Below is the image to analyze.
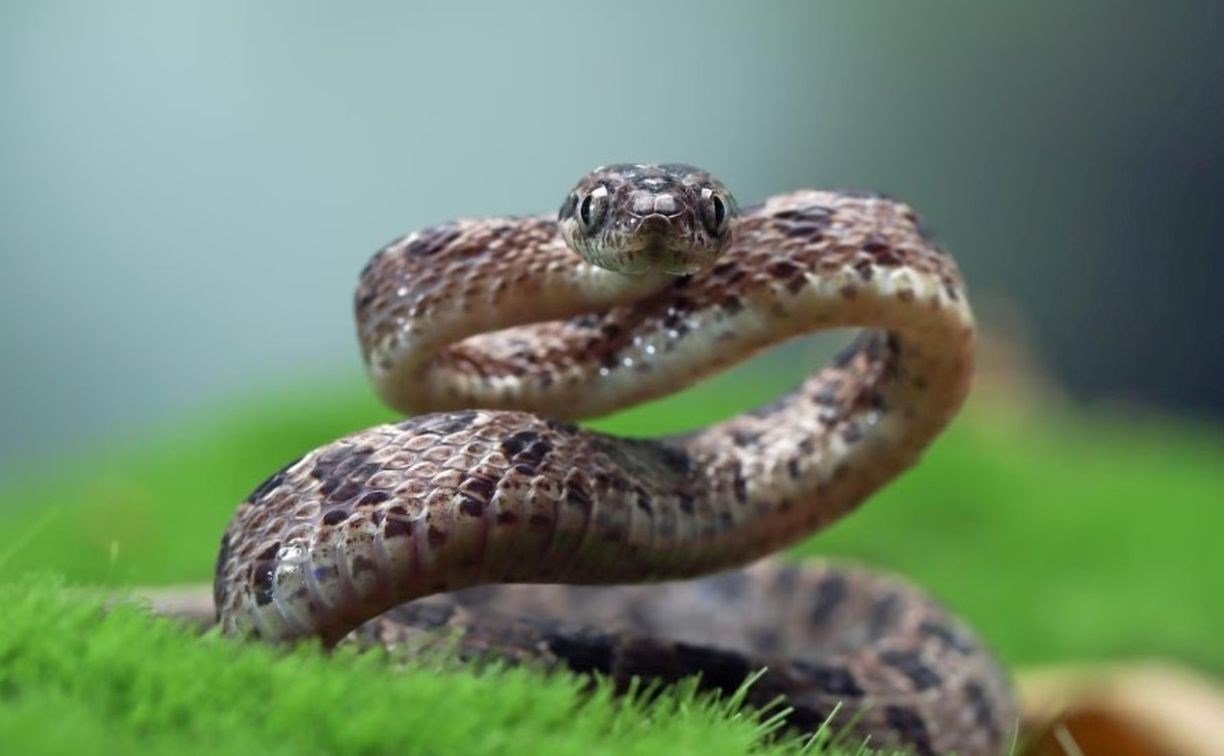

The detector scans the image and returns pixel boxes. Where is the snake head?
[557,163,738,276]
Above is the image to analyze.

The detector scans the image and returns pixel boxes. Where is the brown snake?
[215,164,1016,754]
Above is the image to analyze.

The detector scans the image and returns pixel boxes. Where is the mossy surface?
[1,367,1219,754]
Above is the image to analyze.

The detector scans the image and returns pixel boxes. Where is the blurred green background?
[1,0,1222,684]
[2,1,1222,472]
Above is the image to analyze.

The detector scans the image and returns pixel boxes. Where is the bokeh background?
[3,1,1222,472]
[1,4,1223,752]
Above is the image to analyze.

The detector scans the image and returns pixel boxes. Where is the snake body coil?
[215,164,1015,754]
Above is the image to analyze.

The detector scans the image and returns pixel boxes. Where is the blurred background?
[1,5,1223,752]
[2,1,1221,471]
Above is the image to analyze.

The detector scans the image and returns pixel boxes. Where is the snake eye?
[578,186,609,232]
[702,189,731,233]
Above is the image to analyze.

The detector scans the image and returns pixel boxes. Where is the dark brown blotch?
[250,562,275,607]
[384,517,412,539]
[212,533,231,610]
[809,573,848,625]
[840,423,862,445]
[358,241,394,279]
[879,649,942,691]
[772,564,800,594]
[963,681,1000,739]
[919,620,976,654]
[545,418,579,435]
[885,706,934,756]
[671,642,752,694]
[872,247,904,267]
[327,479,363,503]
[501,431,552,466]
[404,601,455,630]
[311,444,374,481]
[773,205,833,225]
[702,569,750,599]
[351,555,378,576]
[356,490,391,507]
[256,542,280,561]
[458,495,484,518]
[321,509,349,526]
[868,594,902,639]
[792,659,865,697]
[432,410,479,434]
[405,223,461,257]
[461,476,496,501]
[247,457,300,504]
[730,428,762,447]
[785,274,807,295]
[677,493,695,515]
[635,490,654,515]
[766,260,800,280]
[565,484,592,512]
[781,221,827,241]
[653,444,692,475]
[733,469,748,503]
[544,625,616,676]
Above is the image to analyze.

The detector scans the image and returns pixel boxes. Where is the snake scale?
[214,164,1016,754]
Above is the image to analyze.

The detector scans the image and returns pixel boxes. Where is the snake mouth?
[652,252,703,275]
[623,215,704,275]
[614,240,703,276]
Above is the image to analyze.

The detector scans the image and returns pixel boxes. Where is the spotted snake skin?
[215,164,1016,754]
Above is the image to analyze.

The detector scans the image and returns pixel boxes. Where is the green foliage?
[0,366,1220,753]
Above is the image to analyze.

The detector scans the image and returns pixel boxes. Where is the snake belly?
[214,172,1017,755]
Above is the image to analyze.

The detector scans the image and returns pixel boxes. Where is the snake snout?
[636,212,678,235]
[630,190,683,218]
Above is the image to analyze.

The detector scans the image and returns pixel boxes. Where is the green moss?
[1,577,835,755]
[0,366,1221,753]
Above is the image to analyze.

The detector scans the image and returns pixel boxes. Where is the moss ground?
[2,366,1219,754]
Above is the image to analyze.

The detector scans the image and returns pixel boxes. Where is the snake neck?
[356,215,674,416]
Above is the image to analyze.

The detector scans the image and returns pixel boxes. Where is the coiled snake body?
[215,164,1016,754]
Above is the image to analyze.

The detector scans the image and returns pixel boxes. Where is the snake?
[214,164,1016,754]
